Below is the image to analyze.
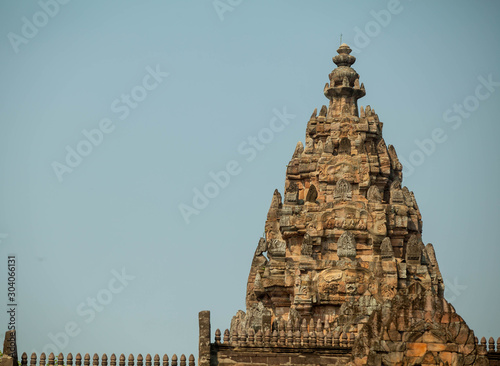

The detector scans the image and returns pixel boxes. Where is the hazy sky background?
[1,0,499,359]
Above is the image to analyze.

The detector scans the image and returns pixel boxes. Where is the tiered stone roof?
[229,44,490,365]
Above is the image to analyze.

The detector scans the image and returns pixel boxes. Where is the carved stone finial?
[488,337,495,352]
[333,43,355,67]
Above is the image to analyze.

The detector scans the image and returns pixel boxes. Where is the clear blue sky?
[1,0,499,359]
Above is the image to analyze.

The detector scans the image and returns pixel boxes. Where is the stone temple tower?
[198,44,499,366]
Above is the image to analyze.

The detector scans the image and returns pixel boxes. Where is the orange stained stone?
[405,343,427,357]
[427,343,447,352]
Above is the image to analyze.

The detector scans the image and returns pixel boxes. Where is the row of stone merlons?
[15,353,194,366]
[214,326,356,348]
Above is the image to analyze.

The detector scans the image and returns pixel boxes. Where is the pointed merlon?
[319,105,327,117]
[310,108,318,119]
[292,141,304,158]
[316,319,322,332]
[270,189,282,208]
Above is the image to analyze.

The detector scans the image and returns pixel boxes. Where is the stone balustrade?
[213,326,356,349]
[15,353,195,366]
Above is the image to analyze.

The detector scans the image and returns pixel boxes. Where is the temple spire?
[324,43,365,118]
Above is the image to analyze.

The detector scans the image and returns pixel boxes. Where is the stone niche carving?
[337,231,356,258]
[367,185,382,202]
[316,140,324,154]
[334,178,352,201]
[406,235,422,264]
[324,136,334,154]
[380,237,394,260]
[338,137,351,155]
[301,234,313,256]
[294,270,312,304]
[390,179,405,204]
[304,137,314,154]
[253,272,264,296]
[268,239,286,257]
[306,184,318,203]
[285,181,299,203]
